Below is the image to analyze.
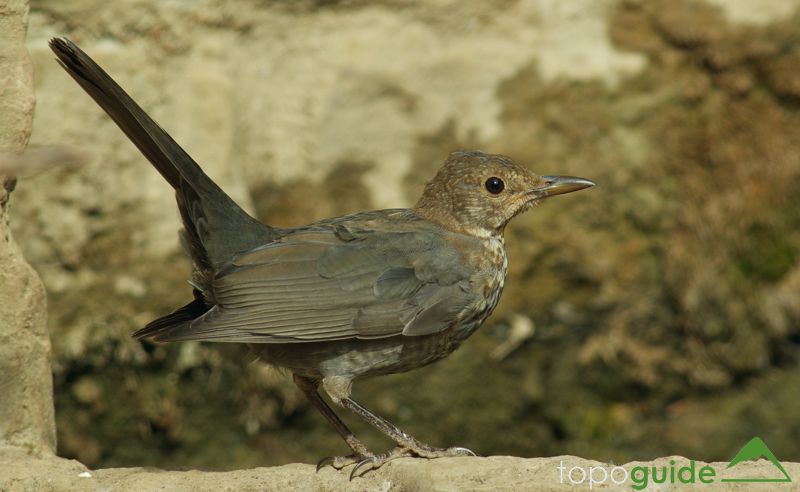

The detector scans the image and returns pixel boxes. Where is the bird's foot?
[349,444,476,479]
[316,452,373,472]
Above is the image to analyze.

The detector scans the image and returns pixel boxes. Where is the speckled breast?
[451,236,508,344]
[404,236,509,371]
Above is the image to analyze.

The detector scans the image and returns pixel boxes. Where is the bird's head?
[413,151,594,238]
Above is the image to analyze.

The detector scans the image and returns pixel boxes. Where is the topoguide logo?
[557,436,791,490]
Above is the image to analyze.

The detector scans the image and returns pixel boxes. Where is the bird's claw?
[316,453,371,472]
[349,447,413,480]
[401,441,477,459]
[347,444,477,479]
[315,456,333,472]
[350,456,379,480]
[446,446,477,457]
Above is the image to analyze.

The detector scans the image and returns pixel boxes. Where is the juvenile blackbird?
[50,38,594,477]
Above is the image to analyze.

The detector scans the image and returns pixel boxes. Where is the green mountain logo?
[720,436,791,483]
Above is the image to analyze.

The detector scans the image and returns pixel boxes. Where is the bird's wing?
[152,226,478,343]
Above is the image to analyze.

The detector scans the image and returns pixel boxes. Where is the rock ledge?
[1,449,798,491]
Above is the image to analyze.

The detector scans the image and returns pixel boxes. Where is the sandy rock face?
[1,451,799,492]
[0,0,56,455]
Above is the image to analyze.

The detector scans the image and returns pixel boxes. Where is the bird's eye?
[485,177,505,194]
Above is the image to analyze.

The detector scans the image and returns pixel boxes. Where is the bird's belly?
[326,333,467,378]
[251,332,461,380]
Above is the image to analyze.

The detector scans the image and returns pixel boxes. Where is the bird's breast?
[450,236,508,343]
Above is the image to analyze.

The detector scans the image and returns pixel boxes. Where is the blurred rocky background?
[9,0,800,470]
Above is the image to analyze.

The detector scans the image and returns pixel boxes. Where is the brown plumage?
[49,37,594,478]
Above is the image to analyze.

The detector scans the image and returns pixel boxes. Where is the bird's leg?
[292,374,373,470]
[339,397,475,478]
[318,376,474,478]
[340,397,475,455]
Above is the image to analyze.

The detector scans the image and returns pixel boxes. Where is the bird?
[49,37,595,478]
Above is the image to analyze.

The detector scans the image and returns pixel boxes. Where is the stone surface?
[1,449,798,492]
[0,0,56,456]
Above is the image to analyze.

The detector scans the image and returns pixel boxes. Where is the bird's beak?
[531,175,595,198]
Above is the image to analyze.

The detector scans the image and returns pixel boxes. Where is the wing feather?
[153,223,480,343]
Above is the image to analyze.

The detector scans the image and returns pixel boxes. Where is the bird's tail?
[49,38,277,338]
